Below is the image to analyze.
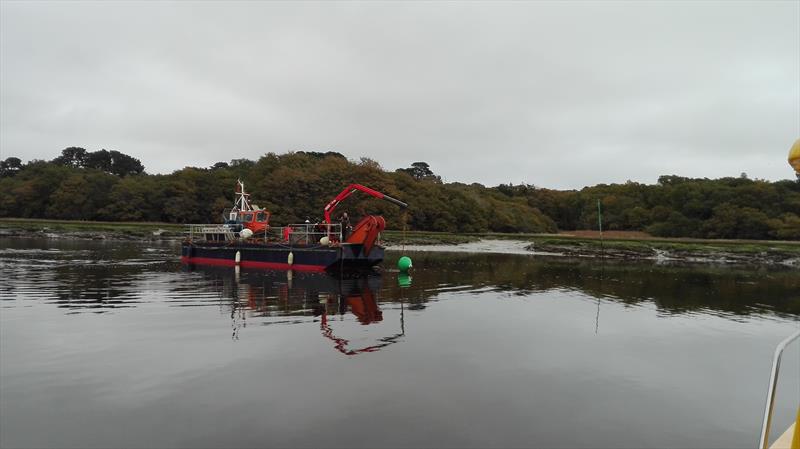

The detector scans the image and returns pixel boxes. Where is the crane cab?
[242,209,270,234]
[226,209,270,234]
[223,180,271,235]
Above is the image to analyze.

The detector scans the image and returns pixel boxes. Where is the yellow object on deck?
[795,407,800,449]
[771,408,800,449]
[789,138,800,174]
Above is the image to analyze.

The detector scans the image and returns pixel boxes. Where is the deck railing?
[759,329,800,449]
[185,223,344,245]
[186,224,237,242]
[267,223,343,246]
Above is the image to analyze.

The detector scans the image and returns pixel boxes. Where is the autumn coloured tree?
[0,148,798,240]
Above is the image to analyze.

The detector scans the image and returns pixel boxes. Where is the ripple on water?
[1,237,799,449]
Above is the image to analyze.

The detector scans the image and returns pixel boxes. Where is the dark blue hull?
[181,241,384,271]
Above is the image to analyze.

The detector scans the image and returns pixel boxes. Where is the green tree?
[84,150,113,172]
[108,150,144,176]
[53,147,88,167]
[397,162,442,183]
[0,157,22,178]
[46,174,93,219]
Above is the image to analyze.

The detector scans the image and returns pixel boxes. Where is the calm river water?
[1,237,798,448]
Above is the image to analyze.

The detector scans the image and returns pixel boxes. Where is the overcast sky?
[1,1,798,189]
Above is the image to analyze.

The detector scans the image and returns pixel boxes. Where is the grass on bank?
[0,217,184,237]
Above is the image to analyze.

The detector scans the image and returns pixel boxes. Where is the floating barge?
[181,181,407,272]
[181,235,385,271]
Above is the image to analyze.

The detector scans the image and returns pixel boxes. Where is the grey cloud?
[1,1,797,189]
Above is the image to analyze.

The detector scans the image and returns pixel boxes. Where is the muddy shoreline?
[524,242,799,266]
[1,225,797,267]
[0,227,183,242]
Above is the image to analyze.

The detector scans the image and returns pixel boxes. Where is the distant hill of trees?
[1,148,798,240]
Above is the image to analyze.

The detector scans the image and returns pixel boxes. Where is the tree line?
[1,148,798,240]
[498,175,800,240]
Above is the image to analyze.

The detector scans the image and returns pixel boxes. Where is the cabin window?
[256,212,266,222]
[242,213,253,222]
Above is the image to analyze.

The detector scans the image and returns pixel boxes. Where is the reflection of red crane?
[323,184,408,255]
[320,291,404,356]
[346,286,382,324]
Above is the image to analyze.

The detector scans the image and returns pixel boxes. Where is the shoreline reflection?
[1,238,796,322]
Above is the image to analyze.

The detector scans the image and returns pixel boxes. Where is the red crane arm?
[323,184,407,224]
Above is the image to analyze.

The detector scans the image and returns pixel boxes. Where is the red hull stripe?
[180,256,327,272]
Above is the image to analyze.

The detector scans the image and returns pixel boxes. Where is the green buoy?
[398,273,412,287]
[397,256,413,273]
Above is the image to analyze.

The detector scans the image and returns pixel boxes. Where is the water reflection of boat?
[185,266,405,355]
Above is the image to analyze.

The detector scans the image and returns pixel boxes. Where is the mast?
[234,179,253,212]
